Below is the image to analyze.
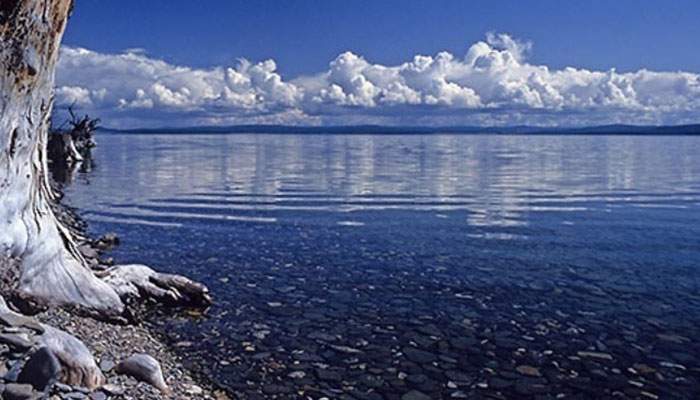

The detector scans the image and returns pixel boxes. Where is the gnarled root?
[99,264,212,308]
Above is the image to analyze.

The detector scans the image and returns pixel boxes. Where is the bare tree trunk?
[1,1,210,317]
[0,0,125,314]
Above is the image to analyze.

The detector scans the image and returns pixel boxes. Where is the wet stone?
[514,379,549,395]
[406,374,427,385]
[515,365,541,377]
[349,389,384,400]
[450,337,478,351]
[359,374,384,388]
[606,375,629,390]
[499,370,521,380]
[403,347,437,364]
[316,368,342,382]
[489,377,514,390]
[262,384,291,395]
[416,325,442,337]
[577,351,613,361]
[401,390,431,400]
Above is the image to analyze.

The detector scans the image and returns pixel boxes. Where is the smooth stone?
[3,383,38,400]
[98,359,114,373]
[450,337,478,350]
[316,368,342,382]
[251,352,272,360]
[186,385,203,395]
[444,370,472,384]
[99,384,125,396]
[54,383,72,392]
[577,351,613,361]
[515,365,541,377]
[90,393,107,400]
[606,375,629,390]
[262,384,291,394]
[114,354,169,393]
[61,393,88,399]
[349,389,384,400]
[17,347,61,392]
[401,390,431,400]
[72,386,90,394]
[403,347,437,364]
[489,377,513,390]
[416,325,442,337]
[359,374,384,388]
[406,374,427,385]
[514,380,548,395]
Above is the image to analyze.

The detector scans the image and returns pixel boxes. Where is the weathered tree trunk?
[1,1,210,317]
[0,3,210,394]
[0,0,126,314]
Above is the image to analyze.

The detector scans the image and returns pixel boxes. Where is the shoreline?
[49,186,226,399]
[0,181,226,399]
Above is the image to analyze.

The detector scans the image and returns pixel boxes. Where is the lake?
[62,133,700,399]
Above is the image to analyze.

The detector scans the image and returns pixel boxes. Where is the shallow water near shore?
[63,133,700,399]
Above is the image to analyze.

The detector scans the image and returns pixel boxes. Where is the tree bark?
[1,1,210,317]
[0,0,125,314]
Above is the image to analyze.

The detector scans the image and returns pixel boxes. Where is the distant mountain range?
[100,124,700,135]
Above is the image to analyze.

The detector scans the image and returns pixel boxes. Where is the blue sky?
[63,0,700,76]
[56,1,700,128]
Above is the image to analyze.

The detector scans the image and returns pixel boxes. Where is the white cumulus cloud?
[54,33,700,128]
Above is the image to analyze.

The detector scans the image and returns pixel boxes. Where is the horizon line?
[96,122,700,135]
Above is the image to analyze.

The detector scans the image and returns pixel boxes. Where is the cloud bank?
[55,33,700,128]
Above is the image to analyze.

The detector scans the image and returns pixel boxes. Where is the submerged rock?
[402,347,437,364]
[401,390,431,400]
[515,365,541,377]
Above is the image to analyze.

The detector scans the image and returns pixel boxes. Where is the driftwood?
[47,105,99,166]
[101,264,212,307]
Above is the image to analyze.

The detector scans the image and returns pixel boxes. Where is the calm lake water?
[63,133,700,399]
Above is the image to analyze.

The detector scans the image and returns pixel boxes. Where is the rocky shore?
[0,190,226,399]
